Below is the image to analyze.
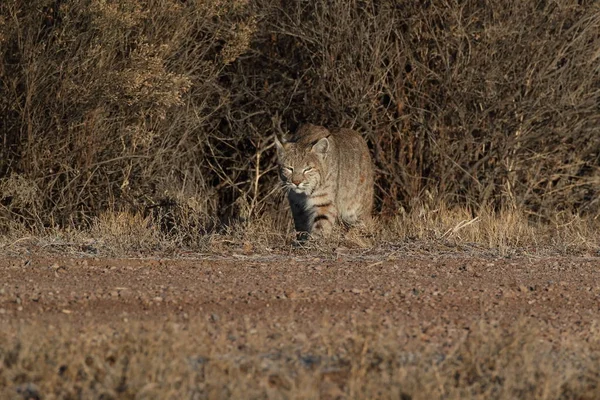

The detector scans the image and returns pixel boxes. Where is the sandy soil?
[1,253,598,340]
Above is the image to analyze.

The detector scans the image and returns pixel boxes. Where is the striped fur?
[274,124,374,240]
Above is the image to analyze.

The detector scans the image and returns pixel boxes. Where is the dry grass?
[0,205,597,258]
[382,205,600,255]
[1,317,599,399]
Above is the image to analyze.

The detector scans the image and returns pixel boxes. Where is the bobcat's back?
[274,124,373,239]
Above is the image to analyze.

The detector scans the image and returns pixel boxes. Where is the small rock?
[286,290,298,300]
[518,285,528,293]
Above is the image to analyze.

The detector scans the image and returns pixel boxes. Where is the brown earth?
[2,254,598,335]
[1,252,600,399]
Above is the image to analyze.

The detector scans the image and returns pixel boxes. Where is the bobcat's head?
[274,135,329,195]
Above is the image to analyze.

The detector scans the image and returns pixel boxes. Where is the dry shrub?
[1,318,599,399]
[258,0,600,216]
[0,0,256,231]
[0,0,599,236]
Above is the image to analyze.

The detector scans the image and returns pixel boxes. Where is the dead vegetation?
[1,3,599,398]
[1,317,599,399]
[0,0,598,239]
[0,204,597,258]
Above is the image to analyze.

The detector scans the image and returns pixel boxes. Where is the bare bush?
[257,0,600,217]
[1,0,598,234]
[0,0,257,230]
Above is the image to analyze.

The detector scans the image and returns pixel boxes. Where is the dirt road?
[1,254,598,333]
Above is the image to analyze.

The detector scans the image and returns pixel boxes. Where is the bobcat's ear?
[274,135,286,160]
[311,137,329,154]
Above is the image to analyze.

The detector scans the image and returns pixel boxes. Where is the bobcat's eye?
[303,167,313,173]
[282,166,293,173]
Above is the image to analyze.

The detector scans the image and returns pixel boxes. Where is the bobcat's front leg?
[289,200,311,243]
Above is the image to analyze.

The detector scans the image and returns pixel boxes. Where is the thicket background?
[1,0,599,234]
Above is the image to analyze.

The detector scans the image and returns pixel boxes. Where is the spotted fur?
[274,123,374,240]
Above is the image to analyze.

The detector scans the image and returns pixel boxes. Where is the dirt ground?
[2,253,599,334]
[1,251,600,398]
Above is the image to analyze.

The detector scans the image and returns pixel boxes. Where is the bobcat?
[274,123,374,241]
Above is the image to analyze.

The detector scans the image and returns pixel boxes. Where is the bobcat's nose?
[292,177,302,186]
